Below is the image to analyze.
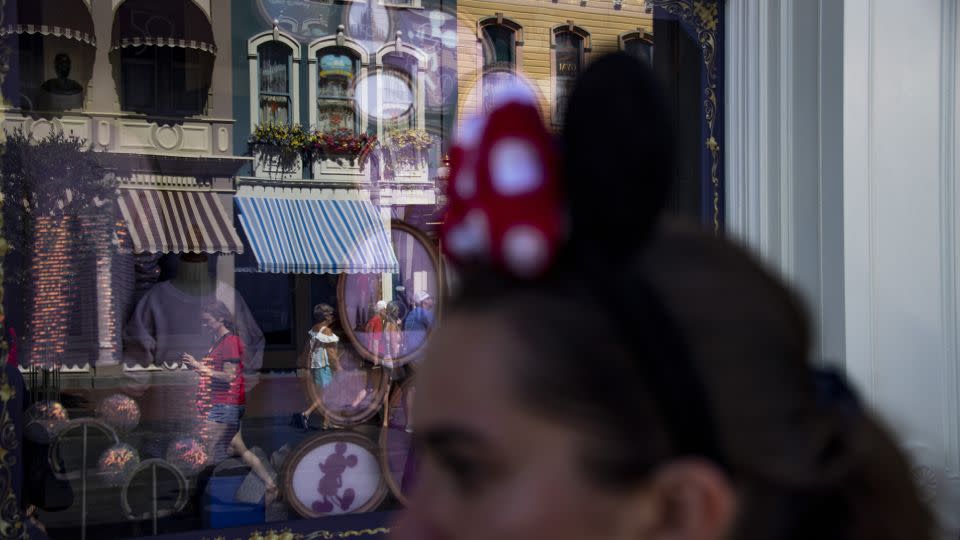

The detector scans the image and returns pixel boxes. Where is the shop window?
[620,30,654,65]
[317,49,361,133]
[258,41,294,125]
[235,272,296,349]
[248,27,302,130]
[551,24,590,125]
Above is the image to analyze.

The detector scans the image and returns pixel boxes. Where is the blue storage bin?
[203,475,265,529]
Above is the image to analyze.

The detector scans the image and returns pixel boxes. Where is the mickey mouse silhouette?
[312,442,359,513]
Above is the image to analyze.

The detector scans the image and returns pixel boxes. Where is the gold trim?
[201,527,391,540]
[646,0,722,232]
[0,1,22,536]
[0,374,23,540]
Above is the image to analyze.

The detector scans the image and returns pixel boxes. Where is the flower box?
[253,150,303,180]
[311,157,373,184]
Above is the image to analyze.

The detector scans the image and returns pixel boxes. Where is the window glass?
[624,38,654,65]
[482,24,515,68]
[258,41,292,124]
[120,47,206,116]
[1,0,725,537]
[317,50,360,133]
[381,54,417,132]
[553,31,582,125]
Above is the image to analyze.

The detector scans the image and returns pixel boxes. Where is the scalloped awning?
[0,0,96,46]
[111,0,216,55]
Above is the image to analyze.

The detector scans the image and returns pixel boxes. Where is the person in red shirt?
[365,300,388,363]
[183,300,278,502]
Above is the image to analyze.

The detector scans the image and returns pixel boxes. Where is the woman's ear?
[618,459,736,540]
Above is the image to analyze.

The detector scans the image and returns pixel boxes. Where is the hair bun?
[561,52,676,265]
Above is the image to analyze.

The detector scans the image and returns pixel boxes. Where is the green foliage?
[0,129,117,267]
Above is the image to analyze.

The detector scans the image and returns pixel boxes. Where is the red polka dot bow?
[441,87,567,278]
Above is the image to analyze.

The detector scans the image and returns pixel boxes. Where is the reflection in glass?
[317,50,360,133]
[381,54,417,131]
[553,30,583,125]
[258,41,292,124]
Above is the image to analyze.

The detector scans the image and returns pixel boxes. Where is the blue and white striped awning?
[235,189,399,274]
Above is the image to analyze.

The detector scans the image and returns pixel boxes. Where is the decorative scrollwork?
[0,374,23,539]
[646,0,723,232]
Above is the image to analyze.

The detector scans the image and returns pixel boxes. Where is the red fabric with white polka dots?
[442,96,566,278]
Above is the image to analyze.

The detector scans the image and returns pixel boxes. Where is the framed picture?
[300,346,390,426]
[283,432,389,518]
[338,221,442,369]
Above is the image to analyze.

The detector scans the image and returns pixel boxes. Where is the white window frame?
[374,38,428,140]
[308,27,370,134]
[550,22,591,126]
[248,25,302,131]
[378,0,422,10]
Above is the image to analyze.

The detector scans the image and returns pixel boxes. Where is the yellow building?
[456,0,654,126]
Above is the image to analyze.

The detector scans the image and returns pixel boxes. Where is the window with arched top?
[477,15,523,113]
[112,0,216,117]
[374,42,427,139]
[309,33,369,135]
[257,42,293,124]
[551,24,590,125]
[248,28,301,129]
[620,30,654,66]
[550,22,590,124]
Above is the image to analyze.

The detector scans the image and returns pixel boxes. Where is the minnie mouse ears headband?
[441,82,567,279]
[442,53,675,279]
[440,56,728,468]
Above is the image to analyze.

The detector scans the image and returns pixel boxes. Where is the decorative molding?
[216,127,230,153]
[724,0,773,258]
[843,0,880,403]
[477,14,525,46]
[778,0,795,282]
[939,0,960,478]
[647,0,722,232]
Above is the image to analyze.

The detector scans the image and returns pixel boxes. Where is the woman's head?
[405,227,933,540]
[403,51,932,540]
[387,301,402,321]
[200,300,235,335]
[314,303,335,324]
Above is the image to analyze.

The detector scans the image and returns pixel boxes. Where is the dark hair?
[314,303,335,323]
[446,53,933,539]
[202,300,237,335]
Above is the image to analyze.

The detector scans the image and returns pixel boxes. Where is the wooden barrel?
[282,431,388,519]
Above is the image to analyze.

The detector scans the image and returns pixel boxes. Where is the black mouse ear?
[561,52,675,266]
